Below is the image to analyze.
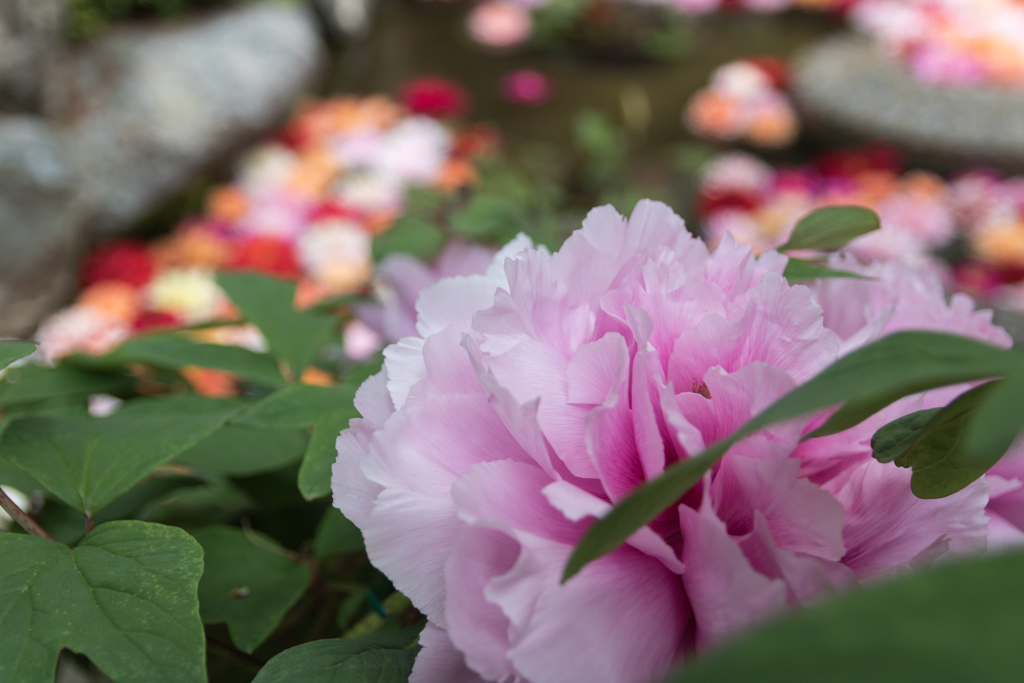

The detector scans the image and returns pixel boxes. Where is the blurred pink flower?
[501,68,552,106]
[467,1,533,49]
[334,200,1015,682]
[343,319,385,361]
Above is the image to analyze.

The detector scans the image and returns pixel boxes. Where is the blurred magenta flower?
[501,68,552,106]
[335,200,1020,683]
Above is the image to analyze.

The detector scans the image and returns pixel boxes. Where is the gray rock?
[0,116,81,337]
[46,2,327,236]
[792,34,1024,173]
[0,0,67,111]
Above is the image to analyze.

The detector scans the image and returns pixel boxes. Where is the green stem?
[0,487,53,540]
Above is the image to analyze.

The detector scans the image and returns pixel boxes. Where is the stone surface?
[0,0,66,111]
[46,2,328,236]
[0,116,81,337]
[792,34,1024,173]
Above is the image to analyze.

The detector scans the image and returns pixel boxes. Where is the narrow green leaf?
[251,635,417,683]
[0,521,205,683]
[871,408,942,463]
[782,258,871,283]
[897,383,1002,498]
[778,205,880,252]
[234,383,356,430]
[0,395,242,515]
[314,508,365,559]
[176,426,308,476]
[0,340,36,370]
[669,551,1024,683]
[372,215,444,262]
[193,525,311,654]
[0,365,132,407]
[299,407,357,500]
[105,334,285,387]
[564,332,1019,580]
[217,273,336,377]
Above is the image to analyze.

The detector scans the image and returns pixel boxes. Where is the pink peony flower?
[334,201,1017,683]
[357,241,498,342]
[467,1,533,49]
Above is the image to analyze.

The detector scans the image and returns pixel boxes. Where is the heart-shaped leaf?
[234,384,356,430]
[0,521,205,683]
[193,525,310,654]
[0,341,35,370]
[783,258,871,283]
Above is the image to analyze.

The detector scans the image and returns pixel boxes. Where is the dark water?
[328,3,843,159]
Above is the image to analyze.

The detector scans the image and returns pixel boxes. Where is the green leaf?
[176,425,309,476]
[564,331,1019,580]
[964,366,1024,470]
[372,215,444,262]
[234,383,356,430]
[871,408,942,463]
[217,273,336,377]
[0,340,35,370]
[314,508,364,559]
[105,334,285,387]
[669,551,1024,683]
[894,384,1002,498]
[777,206,881,252]
[0,365,132,407]
[0,520,205,683]
[782,258,871,283]
[0,395,242,515]
[192,525,310,654]
[138,479,254,528]
[450,194,528,239]
[251,635,417,683]
[299,407,356,500]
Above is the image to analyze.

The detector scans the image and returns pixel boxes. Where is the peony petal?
[678,503,786,648]
[384,336,427,409]
[503,540,689,683]
[415,274,502,339]
[445,526,519,681]
[364,488,462,626]
[333,430,382,528]
[410,623,488,683]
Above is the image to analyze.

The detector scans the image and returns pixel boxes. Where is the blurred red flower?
[401,76,472,119]
[82,240,155,288]
[225,236,302,278]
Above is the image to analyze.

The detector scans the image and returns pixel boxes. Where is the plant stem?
[0,487,53,540]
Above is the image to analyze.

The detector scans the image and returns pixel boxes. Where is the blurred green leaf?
[105,334,285,387]
[670,551,1024,683]
[177,425,308,476]
[299,407,357,500]
[138,478,253,528]
[218,273,336,377]
[0,395,242,516]
[0,341,35,370]
[193,525,311,654]
[373,215,444,262]
[783,259,872,283]
[965,366,1024,471]
[251,632,417,683]
[450,194,528,239]
[0,365,132,408]
[778,206,881,252]
[888,383,1007,498]
[0,521,205,683]
[565,332,1020,580]
[314,508,364,559]
[234,383,356,430]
